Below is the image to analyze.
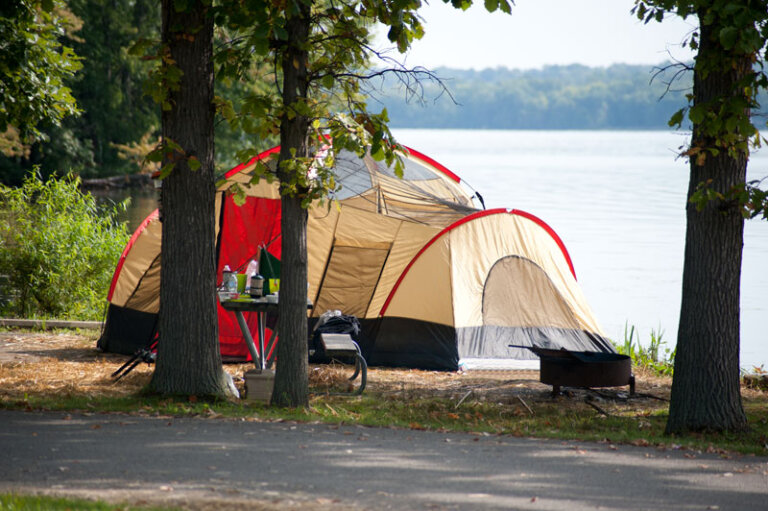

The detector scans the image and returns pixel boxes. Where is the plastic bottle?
[244,259,259,295]
[226,272,238,299]
[220,265,236,300]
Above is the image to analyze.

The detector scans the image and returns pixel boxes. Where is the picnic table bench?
[312,332,367,395]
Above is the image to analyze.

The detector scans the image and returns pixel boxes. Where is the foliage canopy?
[0,0,82,145]
[634,0,768,219]
[205,0,511,205]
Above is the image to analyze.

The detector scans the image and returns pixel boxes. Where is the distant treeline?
[376,64,693,130]
[2,10,760,189]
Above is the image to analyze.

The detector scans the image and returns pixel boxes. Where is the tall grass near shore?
[614,323,675,376]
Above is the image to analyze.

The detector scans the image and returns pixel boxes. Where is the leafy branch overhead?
[205,0,513,202]
[134,0,513,191]
[633,0,768,218]
[691,177,768,220]
[0,0,82,147]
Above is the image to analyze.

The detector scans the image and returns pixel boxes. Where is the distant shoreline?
[79,173,153,190]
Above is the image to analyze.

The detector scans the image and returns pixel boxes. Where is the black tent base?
[100,304,612,373]
[98,304,157,356]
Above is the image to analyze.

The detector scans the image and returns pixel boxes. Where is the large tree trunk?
[271,5,311,407]
[150,0,230,397]
[666,11,749,434]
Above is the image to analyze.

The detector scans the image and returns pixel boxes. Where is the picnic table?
[220,296,312,370]
[221,297,366,394]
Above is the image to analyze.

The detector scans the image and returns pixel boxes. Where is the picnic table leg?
[234,310,261,369]
[264,325,278,369]
[257,311,266,370]
[353,353,367,395]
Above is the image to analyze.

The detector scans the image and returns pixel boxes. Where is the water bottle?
[244,259,259,295]
[220,265,235,300]
[225,271,238,299]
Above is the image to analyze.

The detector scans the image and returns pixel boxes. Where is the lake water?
[113,129,768,370]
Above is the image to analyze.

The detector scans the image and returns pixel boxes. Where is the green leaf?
[165,138,184,153]
[158,162,176,179]
[0,173,129,319]
[145,148,164,163]
[273,25,289,41]
[233,185,247,206]
[128,39,155,57]
[719,26,739,50]
[188,156,201,171]
[689,105,706,124]
[484,0,499,13]
[668,108,685,128]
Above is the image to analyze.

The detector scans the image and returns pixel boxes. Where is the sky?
[374,0,698,70]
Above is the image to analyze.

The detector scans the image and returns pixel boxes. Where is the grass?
[2,328,768,458]
[614,323,675,377]
[0,493,175,510]
[7,383,768,456]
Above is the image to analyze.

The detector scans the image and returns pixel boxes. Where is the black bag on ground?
[309,311,361,363]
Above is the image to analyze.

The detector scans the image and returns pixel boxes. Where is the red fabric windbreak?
[216,194,282,358]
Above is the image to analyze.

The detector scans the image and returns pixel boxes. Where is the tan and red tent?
[98,145,613,370]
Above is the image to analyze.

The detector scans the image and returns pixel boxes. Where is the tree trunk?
[271,5,311,408]
[150,0,230,397]
[666,11,749,434]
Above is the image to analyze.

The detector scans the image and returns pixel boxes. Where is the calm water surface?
[114,129,768,369]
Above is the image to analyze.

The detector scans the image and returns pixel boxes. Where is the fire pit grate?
[510,345,635,397]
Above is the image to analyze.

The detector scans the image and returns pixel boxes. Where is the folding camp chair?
[111,338,157,381]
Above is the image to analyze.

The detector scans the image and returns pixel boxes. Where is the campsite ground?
[1,328,767,510]
[0,328,674,411]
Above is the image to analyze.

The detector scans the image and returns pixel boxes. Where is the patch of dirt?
[0,328,673,407]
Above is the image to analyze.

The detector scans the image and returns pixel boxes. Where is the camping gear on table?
[99,144,613,370]
[510,344,634,396]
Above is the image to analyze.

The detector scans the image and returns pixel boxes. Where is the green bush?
[0,171,129,320]
[614,323,675,377]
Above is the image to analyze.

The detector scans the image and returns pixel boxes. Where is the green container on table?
[235,273,247,294]
[259,248,281,295]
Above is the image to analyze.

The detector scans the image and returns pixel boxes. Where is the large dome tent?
[98,143,613,370]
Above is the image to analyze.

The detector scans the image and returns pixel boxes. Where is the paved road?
[1,410,766,510]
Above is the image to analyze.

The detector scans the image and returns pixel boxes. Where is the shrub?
[614,323,675,377]
[0,171,129,320]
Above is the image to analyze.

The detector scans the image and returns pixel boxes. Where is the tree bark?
[150,0,230,397]
[271,4,311,407]
[666,11,749,434]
